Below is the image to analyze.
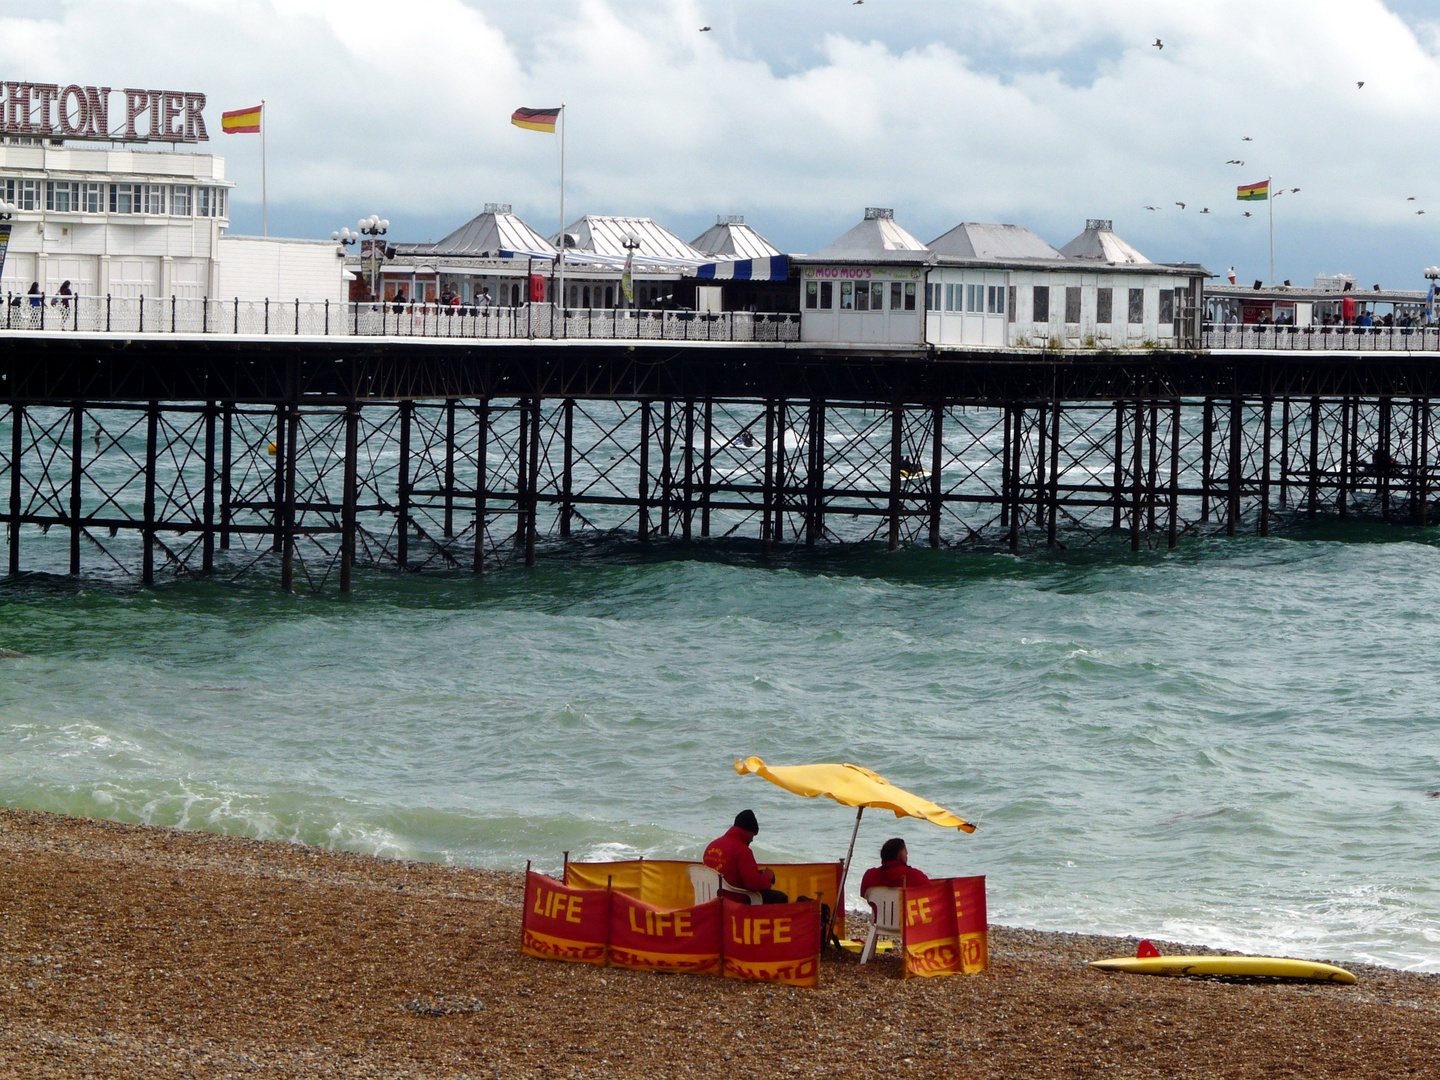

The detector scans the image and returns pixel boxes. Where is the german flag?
[221,105,262,134]
[1237,179,1269,201]
[512,106,561,133]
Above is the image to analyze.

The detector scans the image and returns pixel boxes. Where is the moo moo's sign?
[1,82,208,143]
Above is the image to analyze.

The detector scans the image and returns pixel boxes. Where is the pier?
[3,313,1439,592]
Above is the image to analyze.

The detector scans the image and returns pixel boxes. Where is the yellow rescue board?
[1089,955,1356,983]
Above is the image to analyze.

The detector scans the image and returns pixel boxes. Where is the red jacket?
[703,826,774,892]
[859,860,930,897]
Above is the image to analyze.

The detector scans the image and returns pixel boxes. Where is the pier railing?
[1202,324,1440,351]
[1,293,803,343]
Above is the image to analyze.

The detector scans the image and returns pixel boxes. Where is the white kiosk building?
[798,209,1206,350]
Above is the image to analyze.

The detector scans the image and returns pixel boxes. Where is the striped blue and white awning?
[694,255,789,282]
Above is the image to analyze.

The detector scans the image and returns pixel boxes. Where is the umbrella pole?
[830,806,864,941]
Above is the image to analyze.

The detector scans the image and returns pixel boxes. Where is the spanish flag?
[1237,179,1269,201]
[221,104,262,134]
[512,106,561,133]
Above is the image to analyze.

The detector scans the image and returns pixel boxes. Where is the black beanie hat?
[734,809,759,834]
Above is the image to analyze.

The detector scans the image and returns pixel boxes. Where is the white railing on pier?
[0,293,803,344]
[1203,324,1440,351]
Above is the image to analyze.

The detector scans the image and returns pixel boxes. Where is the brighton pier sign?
[1,82,208,143]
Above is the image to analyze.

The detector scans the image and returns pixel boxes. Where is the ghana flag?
[512,106,561,133]
[1237,179,1270,201]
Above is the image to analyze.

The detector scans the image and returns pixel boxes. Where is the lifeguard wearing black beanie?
[734,809,759,834]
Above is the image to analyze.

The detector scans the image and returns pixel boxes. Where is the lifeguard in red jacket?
[859,837,931,896]
[703,810,789,904]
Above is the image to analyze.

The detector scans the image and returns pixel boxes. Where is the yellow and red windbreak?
[609,893,721,975]
[721,898,822,988]
[521,871,610,966]
[511,106,560,133]
[902,876,989,978]
[564,858,847,937]
[221,105,261,134]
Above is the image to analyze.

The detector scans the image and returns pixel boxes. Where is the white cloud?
[3,0,1440,282]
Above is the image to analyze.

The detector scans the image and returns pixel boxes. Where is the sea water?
[2,530,1439,971]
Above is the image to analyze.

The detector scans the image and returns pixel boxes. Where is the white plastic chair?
[687,863,762,905]
[860,886,903,964]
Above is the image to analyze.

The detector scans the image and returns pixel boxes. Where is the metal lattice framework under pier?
[3,393,1436,591]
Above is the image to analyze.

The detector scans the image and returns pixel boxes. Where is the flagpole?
[261,99,268,237]
[1268,174,1274,287]
[558,103,566,330]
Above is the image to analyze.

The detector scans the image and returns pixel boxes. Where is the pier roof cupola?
[552,215,704,260]
[1058,219,1151,265]
[928,222,1062,264]
[422,203,556,257]
[691,215,781,259]
[810,207,930,263]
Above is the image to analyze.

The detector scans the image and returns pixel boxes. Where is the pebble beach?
[3,808,1438,1080]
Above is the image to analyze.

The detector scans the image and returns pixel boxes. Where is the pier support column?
[682,398,695,542]
[1409,398,1422,523]
[1007,406,1022,553]
[1307,396,1321,519]
[1047,401,1060,547]
[1112,401,1124,531]
[271,403,285,553]
[560,398,575,539]
[1380,396,1393,519]
[143,401,158,586]
[773,399,787,544]
[1279,397,1291,510]
[762,400,775,546]
[515,400,529,551]
[70,402,83,575]
[398,400,412,571]
[1420,398,1431,526]
[1034,402,1048,537]
[6,404,18,576]
[1168,399,1181,549]
[443,398,456,538]
[1260,396,1273,538]
[638,401,651,541]
[1339,397,1351,518]
[1131,398,1144,551]
[202,401,216,575]
[526,396,540,567]
[281,403,299,593]
[1200,398,1214,523]
[1146,400,1159,535]
[929,405,944,548]
[888,402,903,551]
[1001,405,1013,530]
[700,399,713,538]
[220,403,233,551]
[340,404,358,594]
[474,399,489,574]
[1227,398,1242,536]
[661,399,673,538]
[805,401,822,547]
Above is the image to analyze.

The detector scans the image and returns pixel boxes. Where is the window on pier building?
[1128,287,1145,324]
[806,281,818,309]
[1159,289,1174,324]
[1097,287,1113,324]
[143,184,167,215]
[904,282,916,310]
[943,283,956,311]
[110,183,140,213]
[2,178,40,210]
[1065,287,1081,324]
[1032,285,1049,323]
[46,181,78,212]
[840,281,854,309]
[1007,286,1016,323]
[891,281,902,310]
[870,281,884,310]
[855,280,869,310]
[171,185,191,216]
[820,281,832,308]
[987,285,1003,315]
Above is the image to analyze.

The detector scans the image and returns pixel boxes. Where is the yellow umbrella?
[733,756,976,922]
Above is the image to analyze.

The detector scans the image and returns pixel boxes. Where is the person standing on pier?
[704,810,789,904]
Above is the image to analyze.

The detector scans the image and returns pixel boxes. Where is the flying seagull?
[1419,210,1427,215]
[1409,196,1417,201]
[1152,38,1163,49]
[1243,211,1253,218]
[1290,188,1300,194]
[1200,207,1211,214]
[1144,205,1160,211]
[1175,202,1186,209]
[699,25,711,31]
[1357,81,1365,88]
[1242,136,1253,142]
[1226,159,1245,165]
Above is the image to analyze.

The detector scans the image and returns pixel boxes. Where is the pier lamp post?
[1425,266,1440,325]
[622,233,640,308]
[0,199,15,221]
[356,215,389,301]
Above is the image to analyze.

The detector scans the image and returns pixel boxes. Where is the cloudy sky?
[5,0,1440,285]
